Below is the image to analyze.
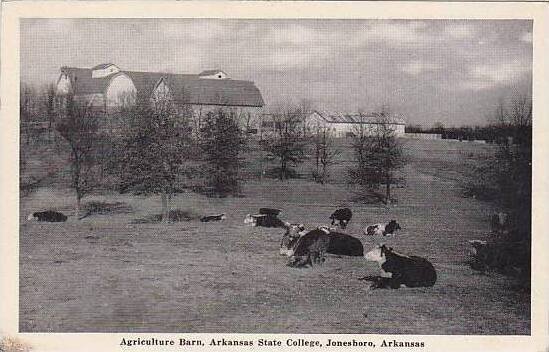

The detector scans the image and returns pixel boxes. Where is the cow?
[360,244,437,289]
[287,227,332,267]
[329,208,352,229]
[27,210,67,222]
[281,226,364,267]
[279,223,307,256]
[364,220,401,236]
[244,213,287,228]
[200,214,226,222]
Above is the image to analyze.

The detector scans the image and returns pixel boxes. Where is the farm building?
[306,110,406,137]
[55,63,264,131]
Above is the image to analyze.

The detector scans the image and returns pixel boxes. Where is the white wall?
[56,74,72,95]
[105,74,137,109]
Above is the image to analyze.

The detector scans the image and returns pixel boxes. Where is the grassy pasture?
[19,139,530,333]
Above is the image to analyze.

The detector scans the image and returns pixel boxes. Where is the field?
[19,139,530,334]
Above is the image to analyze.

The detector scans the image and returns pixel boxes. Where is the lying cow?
[244,213,287,228]
[360,244,437,289]
[329,208,352,229]
[281,225,364,267]
[200,214,226,222]
[364,220,401,236]
[27,210,67,222]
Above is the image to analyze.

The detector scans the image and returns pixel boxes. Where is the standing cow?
[329,208,352,229]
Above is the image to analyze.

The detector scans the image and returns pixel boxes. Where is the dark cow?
[259,208,282,216]
[281,226,364,267]
[27,211,67,222]
[200,213,226,222]
[364,220,401,236]
[360,244,437,289]
[287,228,332,267]
[329,208,352,229]
[244,213,287,228]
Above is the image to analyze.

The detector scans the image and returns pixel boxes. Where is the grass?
[18,138,529,334]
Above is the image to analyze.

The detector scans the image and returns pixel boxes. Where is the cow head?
[27,213,37,221]
[244,214,256,226]
[385,220,401,234]
[365,244,392,263]
[280,223,305,256]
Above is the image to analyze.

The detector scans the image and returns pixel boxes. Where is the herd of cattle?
[27,207,438,289]
[245,207,437,289]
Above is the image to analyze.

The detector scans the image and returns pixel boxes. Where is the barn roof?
[314,110,405,125]
[91,63,117,70]
[59,66,264,107]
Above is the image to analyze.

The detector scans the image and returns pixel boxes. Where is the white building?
[307,110,406,137]
[56,63,264,131]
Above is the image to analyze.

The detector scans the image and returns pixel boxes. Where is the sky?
[20,19,532,127]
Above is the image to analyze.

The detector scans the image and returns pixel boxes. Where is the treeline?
[406,121,531,145]
[463,96,532,288]
[21,84,408,216]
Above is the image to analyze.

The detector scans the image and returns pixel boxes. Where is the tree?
[261,110,307,180]
[119,91,192,222]
[311,126,340,184]
[348,112,406,204]
[200,109,245,196]
[55,94,101,218]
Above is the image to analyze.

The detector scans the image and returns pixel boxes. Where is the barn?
[55,63,264,131]
[307,110,406,137]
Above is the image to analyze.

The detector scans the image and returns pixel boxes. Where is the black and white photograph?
[1,2,548,351]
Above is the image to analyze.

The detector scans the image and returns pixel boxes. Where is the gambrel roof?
[59,66,264,107]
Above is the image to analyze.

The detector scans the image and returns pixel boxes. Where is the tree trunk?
[385,174,391,204]
[161,192,170,223]
[76,192,82,219]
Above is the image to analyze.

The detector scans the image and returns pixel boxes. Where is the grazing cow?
[281,226,364,267]
[360,244,437,289]
[27,210,67,222]
[244,213,287,228]
[329,208,352,229]
[364,220,401,236]
[200,214,226,222]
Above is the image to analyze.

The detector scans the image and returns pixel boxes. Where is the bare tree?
[348,111,406,204]
[261,109,307,180]
[55,94,101,218]
[311,125,340,184]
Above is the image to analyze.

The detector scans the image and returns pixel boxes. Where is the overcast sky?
[21,19,532,127]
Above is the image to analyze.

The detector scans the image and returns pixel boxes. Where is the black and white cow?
[244,214,288,228]
[329,208,352,229]
[364,220,401,236]
[27,210,67,222]
[200,214,226,222]
[280,225,364,267]
[360,244,437,289]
